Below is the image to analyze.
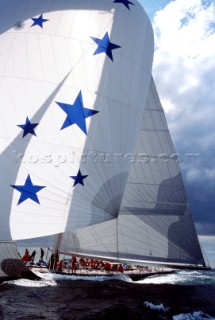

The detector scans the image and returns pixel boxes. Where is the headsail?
[0,0,153,241]
[59,78,206,267]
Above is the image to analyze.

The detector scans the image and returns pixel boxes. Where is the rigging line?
[24,32,30,80]
[4,79,21,138]
[80,8,94,92]
[143,219,152,255]
[0,74,98,90]
[1,137,132,156]
[118,222,169,245]
[124,180,190,187]
[125,178,154,205]
[1,34,16,78]
[8,29,98,44]
[116,218,119,259]
[68,7,77,39]
[118,220,178,247]
[117,237,169,254]
[117,220,128,255]
[93,129,114,198]
[144,108,164,112]
[71,231,79,252]
[90,224,115,253]
[53,7,64,39]
[97,103,120,203]
[118,223,168,244]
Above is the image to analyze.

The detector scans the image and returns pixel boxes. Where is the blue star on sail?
[113,0,134,10]
[90,32,121,61]
[70,170,88,187]
[17,117,39,137]
[31,14,49,28]
[56,91,99,135]
[11,175,46,205]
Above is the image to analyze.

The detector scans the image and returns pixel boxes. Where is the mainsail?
[59,78,206,267]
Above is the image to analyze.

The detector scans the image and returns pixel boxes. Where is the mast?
[53,233,63,256]
[116,218,119,261]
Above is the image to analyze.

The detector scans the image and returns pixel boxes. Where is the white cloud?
[198,234,215,267]
[153,0,215,63]
[199,235,215,242]
[152,0,215,166]
[186,167,201,182]
[186,167,215,183]
[152,0,215,116]
[151,0,215,233]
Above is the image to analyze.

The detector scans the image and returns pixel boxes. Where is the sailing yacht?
[0,0,208,281]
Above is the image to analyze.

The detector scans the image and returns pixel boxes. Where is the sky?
[138,0,215,266]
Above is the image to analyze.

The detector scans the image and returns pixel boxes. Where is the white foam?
[1,270,131,287]
[144,301,170,312]
[33,269,132,282]
[3,278,57,287]
[135,270,215,285]
[173,311,215,320]
[136,272,180,284]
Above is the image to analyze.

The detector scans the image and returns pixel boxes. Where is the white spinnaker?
[59,79,205,266]
[0,0,153,240]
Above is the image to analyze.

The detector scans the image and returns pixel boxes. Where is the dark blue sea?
[0,269,215,320]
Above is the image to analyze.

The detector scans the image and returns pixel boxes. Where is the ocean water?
[0,269,215,320]
[137,269,215,286]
